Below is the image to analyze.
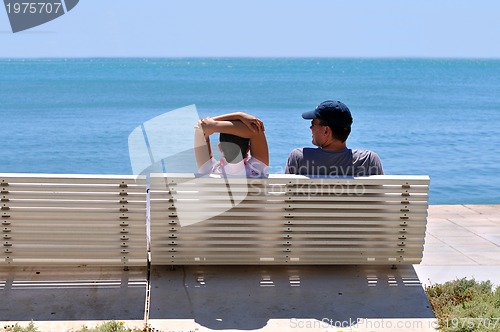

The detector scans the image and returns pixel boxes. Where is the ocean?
[1,58,499,205]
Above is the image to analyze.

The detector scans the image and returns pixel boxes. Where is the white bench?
[1,174,147,267]
[149,174,430,266]
[1,173,430,267]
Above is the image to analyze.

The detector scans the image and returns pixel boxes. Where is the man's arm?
[370,152,384,175]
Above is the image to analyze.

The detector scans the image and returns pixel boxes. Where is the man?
[194,112,269,177]
[285,100,383,176]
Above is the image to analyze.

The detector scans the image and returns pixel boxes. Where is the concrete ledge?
[147,318,439,332]
[1,320,146,332]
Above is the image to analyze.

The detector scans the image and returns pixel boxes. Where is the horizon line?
[1,55,500,60]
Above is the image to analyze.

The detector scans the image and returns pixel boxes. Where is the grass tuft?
[2,322,39,332]
[2,321,160,332]
[425,278,500,331]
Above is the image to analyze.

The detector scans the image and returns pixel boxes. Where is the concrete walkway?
[415,204,500,287]
[1,204,499,332]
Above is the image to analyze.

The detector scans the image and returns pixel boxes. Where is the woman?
[194,112,269,177]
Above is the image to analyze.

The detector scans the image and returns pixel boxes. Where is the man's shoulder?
[289,147,304,154]
[351,149,384,174]
[352,149,381,159]
[287,147,304,158]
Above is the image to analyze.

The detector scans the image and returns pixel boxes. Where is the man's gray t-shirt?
[285,148,384,176]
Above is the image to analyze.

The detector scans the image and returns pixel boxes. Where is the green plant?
[2,321,161,332]
[2,321,39,332]
[426,278,500,332]
[70,321,158,332]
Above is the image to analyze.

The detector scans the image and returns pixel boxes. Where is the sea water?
[1,58,499,204]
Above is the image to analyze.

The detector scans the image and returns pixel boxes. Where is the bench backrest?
[149,174,430,265]
[1,174,147,266]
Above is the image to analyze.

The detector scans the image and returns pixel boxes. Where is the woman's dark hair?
[219,133,250,164]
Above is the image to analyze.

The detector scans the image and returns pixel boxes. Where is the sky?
[1,0,500,58]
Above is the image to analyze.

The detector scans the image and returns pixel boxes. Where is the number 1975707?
[5,2,62,14]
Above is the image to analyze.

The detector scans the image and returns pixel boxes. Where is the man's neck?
[320,140,346,151]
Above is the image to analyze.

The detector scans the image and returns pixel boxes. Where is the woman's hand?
[239,113,264,133]
[195,117,217,141]
[197,117,218,136]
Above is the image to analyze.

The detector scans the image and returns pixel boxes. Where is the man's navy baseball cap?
[302,100,353,128]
